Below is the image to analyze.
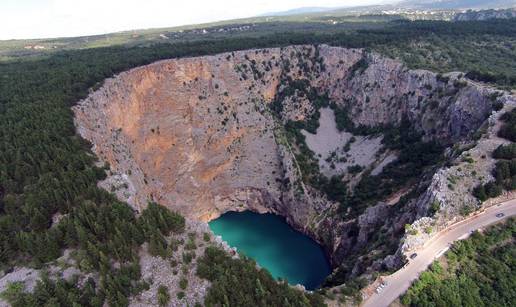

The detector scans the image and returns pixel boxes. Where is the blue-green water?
[209,211,331,290]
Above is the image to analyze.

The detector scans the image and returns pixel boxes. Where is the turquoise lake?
[209,211,331,290]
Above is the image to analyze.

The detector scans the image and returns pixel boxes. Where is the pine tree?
[148,231,168,258]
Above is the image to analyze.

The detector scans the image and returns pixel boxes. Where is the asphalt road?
[361,198,516,307]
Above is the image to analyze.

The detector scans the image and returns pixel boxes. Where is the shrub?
[473,184,487,201]
[493,143,516,160]
[179,277,188,290]
[157,285,170,307]
[498,109,516,142]
[348,57,369,77]
[203,232,211,242]
[347,164,363,174]
[430,200,440,215]
[182,251,195,264]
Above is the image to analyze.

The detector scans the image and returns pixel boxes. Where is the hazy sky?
[0,0,390,40]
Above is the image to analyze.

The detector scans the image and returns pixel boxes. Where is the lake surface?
[209,211,331,290]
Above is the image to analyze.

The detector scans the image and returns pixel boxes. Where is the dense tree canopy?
[197,246,326,307]
[402,218,515,307]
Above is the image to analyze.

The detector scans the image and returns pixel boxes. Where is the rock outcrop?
[73,44,508,284]
[402,98,516,252]
[453,8,516,21]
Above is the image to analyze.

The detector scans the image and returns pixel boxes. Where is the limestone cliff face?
[73,44,504,280]
[74,49,285,221]
[328,53,494,144]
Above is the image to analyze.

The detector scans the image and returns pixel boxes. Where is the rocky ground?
[0,250,91,307]
[302,107,385,179]
[129,220,233,307]
[0,220,234,307]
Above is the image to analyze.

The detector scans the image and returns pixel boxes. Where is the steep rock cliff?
[73,44,508,284]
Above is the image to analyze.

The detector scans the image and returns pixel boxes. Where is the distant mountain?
[395,0,516,10]
[453,8,516,20]
[262,1,516,18]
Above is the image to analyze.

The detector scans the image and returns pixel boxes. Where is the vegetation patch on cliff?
[473,108,516,201]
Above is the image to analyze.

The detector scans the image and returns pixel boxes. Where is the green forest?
[1,201,185,306]
[402,218,515,307]
[473,109,516,201]
[1,17,516,306]
[197,246,325,307]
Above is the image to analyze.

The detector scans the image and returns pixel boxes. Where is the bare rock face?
[75,49,286,221]
[402,98,516,253]
[74,44,504,280]
[331,55,494,144]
